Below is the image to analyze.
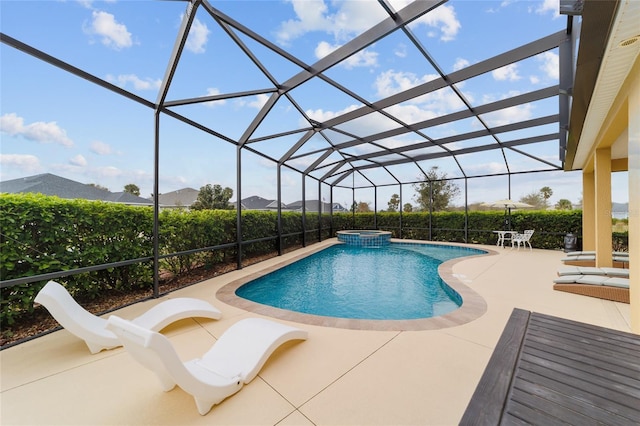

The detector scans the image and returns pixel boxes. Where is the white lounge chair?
[553,275,629,286]
[105,316,308,415]
[561,251,629,266]
[557,266,629,278]
[553,275,629,303]
[564,251,628,258]
[34,280,222,354]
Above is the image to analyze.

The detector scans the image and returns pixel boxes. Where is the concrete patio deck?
[0,239,632,425]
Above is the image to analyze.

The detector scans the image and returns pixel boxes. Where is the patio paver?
[0,240,632,425]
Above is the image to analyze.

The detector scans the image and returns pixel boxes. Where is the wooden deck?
[461,308,640,425]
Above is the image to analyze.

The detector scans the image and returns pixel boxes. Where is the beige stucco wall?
[628,66,639,333]
[579,57,638,332]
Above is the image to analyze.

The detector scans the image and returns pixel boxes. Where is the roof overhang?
[564,0,640,171]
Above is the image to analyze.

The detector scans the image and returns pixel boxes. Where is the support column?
[628,74,639,333]
[582,171,595,250]
[594,148,612,268]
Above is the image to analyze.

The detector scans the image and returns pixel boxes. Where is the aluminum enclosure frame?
[0,0,577,295]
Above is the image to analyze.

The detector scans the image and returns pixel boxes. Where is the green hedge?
[1,194,154,327]
[1,193,618,331]
[333,210,584,250]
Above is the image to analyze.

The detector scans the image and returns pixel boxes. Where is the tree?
[356,201,371,212]
[387,194,400,212]
[123,184,140,196]
[350,201,371,212]
[191,184,234,210]
[519,191,545,210]
[520,187,553,210]
[88,183,109,191]
[540,186,553,208]
[412,166,460,211]
[403,203,413,212]
[555,199,573,210]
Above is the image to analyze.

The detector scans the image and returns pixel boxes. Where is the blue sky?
[0,0,629,208]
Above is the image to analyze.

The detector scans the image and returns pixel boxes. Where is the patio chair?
[511,229,534,250]
[105,316,308,415]
[561,251,629,268]
[34,280,222,354]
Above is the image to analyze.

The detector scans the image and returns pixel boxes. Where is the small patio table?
[493,230,517,248]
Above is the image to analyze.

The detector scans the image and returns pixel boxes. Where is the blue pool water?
[236,243,485,320]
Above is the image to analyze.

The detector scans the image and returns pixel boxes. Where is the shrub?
[1,194,153,326]
[0,193,595,330]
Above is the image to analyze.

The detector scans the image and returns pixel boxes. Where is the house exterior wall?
[628,65,639,332]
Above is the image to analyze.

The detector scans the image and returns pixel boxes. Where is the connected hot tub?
[336,230,392,247]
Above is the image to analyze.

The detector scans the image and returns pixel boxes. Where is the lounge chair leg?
[195,397,221,416]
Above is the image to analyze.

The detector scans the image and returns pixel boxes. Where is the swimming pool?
[233,242,486,321]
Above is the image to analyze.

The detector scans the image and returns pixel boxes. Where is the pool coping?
[216,239,495,331]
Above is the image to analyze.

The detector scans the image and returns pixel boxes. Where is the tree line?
[118,167,576,213]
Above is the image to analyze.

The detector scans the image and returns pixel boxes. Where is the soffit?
[566,0,640,171]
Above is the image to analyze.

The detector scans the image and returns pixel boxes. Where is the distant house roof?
[237,195,277,210]
[287,200,347,212]
[0,173,153,205]
[157,188,199,207]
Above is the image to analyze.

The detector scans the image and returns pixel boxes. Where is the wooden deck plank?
[525,322,640,358]
[459,308,530,425]
[530,314,640,348]
[461,309,640,426]
[515,369,640,423]
[520,348,640,394]
[502,399,572,426]
[526,319,640,353]
[506,387,601,426]
[523,332,640,372]
[520,339,640,380]
[517,361,640,419]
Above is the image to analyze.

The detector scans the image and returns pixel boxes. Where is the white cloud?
[77,0,94,9]
[276,0,335,45]
[95,165,122,178]
[69,154,87,167]
[277,1,461,46]
[481,103,533,127]
[0,113,74,147]
[248,94,270,109]
[204,88,227,108]
[306,104,360,122]
[394,44,407,58]
[529,75,540,84]
[236,94,270,110]
[375,70,436,98]
[314,40,337,59]
[492,63,521,81]
[186,17,210,54]
[464,161,508,175]
[537,51,559,80]
[85,10,132,50]
[344,49,378,69]
[106,74,161,91]
[532,0,560,18]
[453,57,469,71]
[0,154,41,172]
[411,4,460,42]
[485,0,515,14]
[315,41,378,68]
[306,69,466,140]
[91,141,113,155]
